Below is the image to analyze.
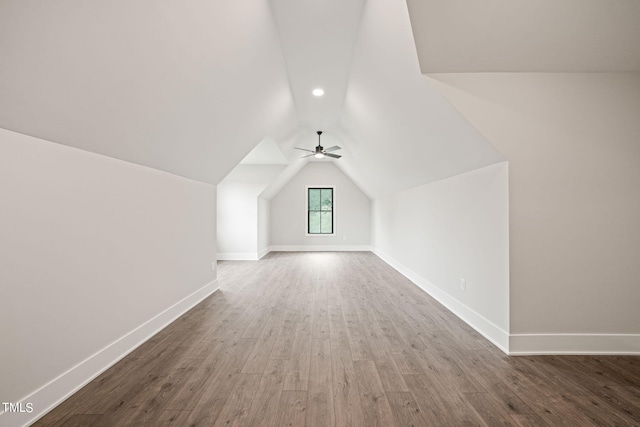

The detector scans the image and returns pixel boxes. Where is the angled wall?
[372,162,510,351]
[270,162,371,250]
[0,128,217,426]
[430,73,640,354]
[217,165,284,260]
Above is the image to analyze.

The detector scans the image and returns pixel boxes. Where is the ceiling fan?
[295,131,341,159]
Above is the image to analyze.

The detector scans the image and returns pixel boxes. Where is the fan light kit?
[295,131,342,159]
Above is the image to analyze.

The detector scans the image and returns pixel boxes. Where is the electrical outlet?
[460,279,466,291]
[211,262,216,272]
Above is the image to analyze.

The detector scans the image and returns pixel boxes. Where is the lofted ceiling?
[0,0,298,184]
[407,0,640,73]
[239,137,288,165]
[2,0,634,199]
[270,0,366,132]
[333,0,504,197]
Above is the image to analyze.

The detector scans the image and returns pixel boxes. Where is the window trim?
[305,185,335,237]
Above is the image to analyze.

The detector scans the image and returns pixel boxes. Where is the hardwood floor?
[35,252,640,426]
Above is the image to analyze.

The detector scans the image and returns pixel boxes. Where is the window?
[307,187,334,235]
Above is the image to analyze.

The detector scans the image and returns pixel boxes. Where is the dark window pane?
[309,189,320,211]
[309,211,321,233]
[320,212,333,234]
[308,187,333,234]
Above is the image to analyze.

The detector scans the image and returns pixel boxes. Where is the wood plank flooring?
[35,252,640,426]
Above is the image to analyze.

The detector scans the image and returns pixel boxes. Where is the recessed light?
[312,88,325,97]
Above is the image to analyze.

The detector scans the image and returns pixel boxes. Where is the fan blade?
[325,153,341,159]
[295,147,314,153]
[324,145,341,152]
[301,153,315,158]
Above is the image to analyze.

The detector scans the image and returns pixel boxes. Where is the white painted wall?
[270,162,371,249]
[257,197,270,258]
[0,128,217,426]
[217,165,284,259]
[372,162,510,351]
[431,73,640,354]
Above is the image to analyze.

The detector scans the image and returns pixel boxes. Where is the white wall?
[270,162,371,249]
[372,162,510,351]
[216,165,284,259]
[431,73,640,354]
[0,128,217,426]
[257,197,270,258]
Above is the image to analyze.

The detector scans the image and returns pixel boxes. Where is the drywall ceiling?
[334,0,504,198]
[407,0,640,73]
[239,137,288,165]
[0,0,297,184]
[14,0,627,197]
[0,0,503,196]
[267,0,504,199]
[270,0,366,132]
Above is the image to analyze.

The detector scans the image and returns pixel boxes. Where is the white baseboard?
[217,252,260,261]
[257,247,270,260]
[218,246,372,260]
[4,280,219,427]
[371,248,640,356]
[269,245,372,252]
[509,334,640,355]
[371,248,510,354]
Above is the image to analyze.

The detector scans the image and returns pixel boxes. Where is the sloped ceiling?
[334,0,504,197]
[239,137,288,165]
[270,0,366,132]
[0,0,297,184]
[1,0,505,196]
[407,0,640,73]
